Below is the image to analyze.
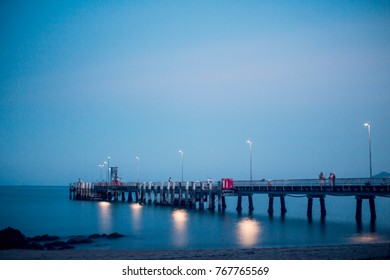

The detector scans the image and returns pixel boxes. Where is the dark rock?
[27,234,60,242]
[0,227,28,249]
[88,234,102,239]
[44,241,68,250]
[108,232,125,239]
[27,242,44,250]
[67,236,93,245]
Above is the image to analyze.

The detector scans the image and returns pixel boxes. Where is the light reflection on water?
[236,218,261,247]
[97,201,112,233]
[129,203,143,233]
[171,209,189,247]
[350,232,381,244]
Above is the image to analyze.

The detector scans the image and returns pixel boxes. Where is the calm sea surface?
[0,185,389,250]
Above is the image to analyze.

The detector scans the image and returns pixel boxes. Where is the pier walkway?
[69,177,390,221]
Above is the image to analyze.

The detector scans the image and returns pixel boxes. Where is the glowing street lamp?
[179,150,184,182]
[247,140,253,182]
[364,122,372,178]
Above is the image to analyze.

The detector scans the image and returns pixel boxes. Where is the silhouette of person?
[319,172,325,187]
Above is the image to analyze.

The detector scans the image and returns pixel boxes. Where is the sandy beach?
[1,243,389,260]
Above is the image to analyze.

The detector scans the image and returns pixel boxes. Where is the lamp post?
[246,140,253,182]
[364,122,372,178]
[103,161,107,183]
[179,150,184,182]
[98,164,104,182]
[136,156,140,183]
[107,157,111,183]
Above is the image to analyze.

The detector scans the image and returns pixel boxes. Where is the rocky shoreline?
[0,227,125,251]
[1,227,389,260]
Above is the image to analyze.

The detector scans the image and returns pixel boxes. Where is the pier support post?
[320,196,326,217]
[159,184,164,204]
[127,192,133,202]
[191,183,196,209]
[101,191,107,201]
[369,196,376,221]
[199,182,205,210]
[222,195,226,210]
[236,196,242,212]
[167,183,172,205]
[179,183,183,206]
[248,195,254,212]
[162,190,166,204]
[121,191,125,202]
[355,197,363,221]
[148,183,152,204]
[268,196,274,215]
[355,195,376,222]
[208,191,213,210]
[153,188,157,204]
[185,182,189,207]
[147,190,151,204]
[139,190,144,204]
[142,183,147,204]
[172,183,176,205]
[280,196,287,214]
[307,197,313,219]
[200,194,204,210]
[167,184,172,205]
[209,194,215,211]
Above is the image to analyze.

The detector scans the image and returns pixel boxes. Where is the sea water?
[0,185,389,250]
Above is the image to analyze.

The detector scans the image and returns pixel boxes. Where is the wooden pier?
[69,177,390,222]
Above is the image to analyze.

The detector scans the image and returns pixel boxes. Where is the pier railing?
[232,177,390,196]
[234,177,388,187]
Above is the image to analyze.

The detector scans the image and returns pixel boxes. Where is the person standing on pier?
[319,172,325,187]
[329,173,336,186]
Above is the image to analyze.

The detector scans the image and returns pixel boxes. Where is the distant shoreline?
[1,243,389,260]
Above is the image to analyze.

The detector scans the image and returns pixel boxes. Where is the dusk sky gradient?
[1,0,389,185]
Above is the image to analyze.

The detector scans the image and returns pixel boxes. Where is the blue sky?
[1,0,389,185]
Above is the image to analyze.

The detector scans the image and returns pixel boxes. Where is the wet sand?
[1,243,389,260]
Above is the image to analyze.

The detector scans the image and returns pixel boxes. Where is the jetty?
[69,174,390,222]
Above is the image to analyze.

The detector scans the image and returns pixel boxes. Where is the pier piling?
[248,195,254,212]
[307,196,326,219]
[356,196,377,221]
[307,197,313,219]
[222,196,226,210]
[320,196,326,217]
[236,196,242,212]
[356,197,363,221]
[268,196,274,214]
[127,192,133,202]
[280,196,287,214]
[369,196,376,220]
[267,195,287,215]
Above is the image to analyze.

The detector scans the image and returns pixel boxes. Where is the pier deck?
[69,177,390,221]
